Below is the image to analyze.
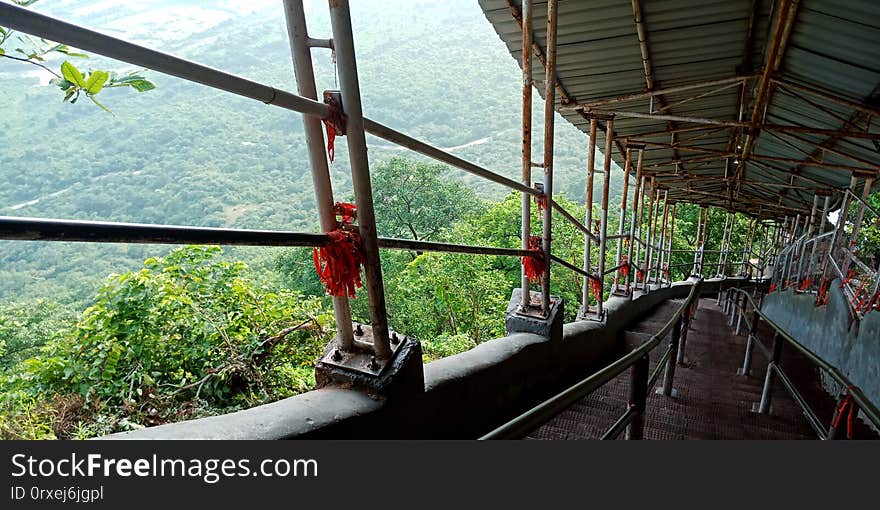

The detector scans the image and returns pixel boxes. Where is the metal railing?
[725,287,880,439]
[480,281,701,440]
[0,0,718,352]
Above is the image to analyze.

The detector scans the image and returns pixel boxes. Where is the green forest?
[1,0,874,439]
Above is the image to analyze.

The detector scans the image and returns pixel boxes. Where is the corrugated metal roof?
[478,0,880,219]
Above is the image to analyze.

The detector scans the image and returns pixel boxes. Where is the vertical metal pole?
[540,0,559,315]
[328,0,391,357]
[700,207,710,276]
[625,355,649,440]
[637,175,648,287]
[662,315,682,396]
[677,301,691,364]
[666,203,676,284]
[692,206,702,276]
[741,302,760,376]
[284,0,354,350]
[807,196,830,279]
[597,119,614,318]
[626,148,644,293]
[822,176,857,283]
[843,177,874,276]
[741,217,755,276]
[643,178,656,286]
[797,195,820,288]
[758,332,782,414]
[658,191,669,284]
[519,0,534,311]
[615,148,632,291]
[581,119,598,311]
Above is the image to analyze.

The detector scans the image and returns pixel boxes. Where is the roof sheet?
[479,0,880,219]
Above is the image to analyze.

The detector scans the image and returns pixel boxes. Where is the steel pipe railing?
[731,288,880,437]
[0,216,531,258]
[480,282,700,439]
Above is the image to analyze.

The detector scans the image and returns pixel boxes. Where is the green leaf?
[0,48,4,56]
[60,61,85,88]
[85,70,109,94]
[130,79,156,92]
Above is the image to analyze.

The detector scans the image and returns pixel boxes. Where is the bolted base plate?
[318,323,404,376]
[505,289,563,340]
[315,323,423,398]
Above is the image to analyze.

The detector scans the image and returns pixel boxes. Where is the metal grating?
[526,296,879,440]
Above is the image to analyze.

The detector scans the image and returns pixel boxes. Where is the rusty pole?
[822,176,857,283]
[616,148,633,292]
[581,119,598,313]
[643,178,656,286]
[597,119,615,318]
[807,196,830,278]
[666,202,676,283]
[626,149,644,293]
[658,191,670,283]
[540,0,558,315]
[284,0,355,350]
[797,196,819,287]
[843,177,874,276]
[328,0,391,358]
[519,0,534,310]
[637,174,649,287]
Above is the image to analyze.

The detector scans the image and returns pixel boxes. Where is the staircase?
[527,296,877,439]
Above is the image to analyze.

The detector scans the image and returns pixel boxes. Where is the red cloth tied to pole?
[841,269,856,288]
[313,201,363,298]
[619,256,629,278]
[590,277,603,303]
[314,229,364,298]
[534,193,547,213]
[661,264,669,278]
[816,278,830,307]
[333,202,357,223]
[636,269,645,283]
[768,283,776,294]
[322,95,347,162]
[522,235,545,283]
[832,387,857,439]
[798,277,813,292]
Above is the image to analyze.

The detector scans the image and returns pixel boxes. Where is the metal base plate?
[318,323,404,376]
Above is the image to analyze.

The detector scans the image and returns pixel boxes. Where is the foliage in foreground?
[0,246,332,439]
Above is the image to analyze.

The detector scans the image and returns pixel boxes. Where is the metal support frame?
[596,118,615,318]
[284,0,355,350]
[758,332,783,414]
[625,355,649,440]
[643,178,657,287]
[581,119,598,313]
[842,177,874,277]
[658,191,670,284]
[662,314,682,396]
[328,0,390,358]
[540,0,558,315]
[627,148,645,294]
[519,0,534,311]
[615,148,633,293]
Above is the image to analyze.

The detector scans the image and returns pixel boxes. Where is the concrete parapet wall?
[110,281,701,440]
[762,281,880,412]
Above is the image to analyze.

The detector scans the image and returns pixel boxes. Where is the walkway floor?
[528,297,844,440]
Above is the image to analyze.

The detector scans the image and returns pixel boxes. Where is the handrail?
[731,288,880,432]
[550,255,602,282]
[0,3,539,199]
[0,216,531,258]
[480,281,700,439]
[550,199,599,243]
